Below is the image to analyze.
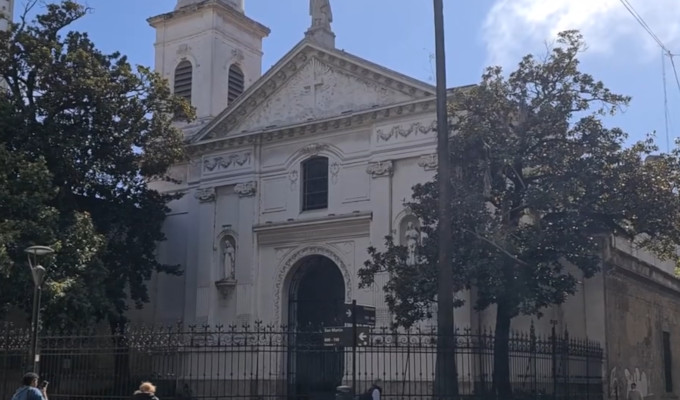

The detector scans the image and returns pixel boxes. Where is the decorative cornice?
[234,181,257,197]
[203,151,252,174]
[187,98,436,156]
[366,161,394,178]
[195,187,216,203]
[147,0,270,39]
[417,153,438,171]
[376,120,437,142]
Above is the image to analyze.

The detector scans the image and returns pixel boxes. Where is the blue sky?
[12,0,680,150]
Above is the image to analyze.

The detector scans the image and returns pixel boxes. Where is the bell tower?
[148,0,270,129]
[0,0,13,32]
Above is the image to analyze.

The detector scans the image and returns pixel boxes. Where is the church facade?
[135,0,680,397]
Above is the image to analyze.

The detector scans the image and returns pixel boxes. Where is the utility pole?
[432,0,458,399]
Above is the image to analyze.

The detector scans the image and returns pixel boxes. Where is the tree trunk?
[434,332,458,399]
[493,300,513,399]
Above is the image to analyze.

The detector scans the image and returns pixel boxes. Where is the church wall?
[257,128,372,223]
[127,196,191,325]
[604,248,680,399]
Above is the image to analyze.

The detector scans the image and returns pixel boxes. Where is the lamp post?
[24,245,54,373]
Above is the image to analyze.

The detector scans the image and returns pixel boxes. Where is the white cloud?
[482,0,680,69]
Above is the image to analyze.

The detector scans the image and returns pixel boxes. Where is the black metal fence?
[0,322,603,400]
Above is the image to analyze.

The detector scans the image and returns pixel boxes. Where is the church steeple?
[149,0,269,127]
[175,0,243,13]
[0,0,13,32]
[305,0,335,48]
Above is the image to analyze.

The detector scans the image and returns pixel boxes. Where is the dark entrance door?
[288,255,345,400]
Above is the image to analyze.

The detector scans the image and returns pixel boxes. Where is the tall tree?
[360,30,680,399]
[0,1,193,329]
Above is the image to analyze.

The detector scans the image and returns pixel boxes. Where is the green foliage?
[360,30,680,327]
[0,1,194,328]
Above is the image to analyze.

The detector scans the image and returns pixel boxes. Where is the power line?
[662,50,670,151]
[618,0,677,151]
[618,0,667,52]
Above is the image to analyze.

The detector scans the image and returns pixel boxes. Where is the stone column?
[193,187,217,324]
[234,181,257,325]
[366,160,394,325]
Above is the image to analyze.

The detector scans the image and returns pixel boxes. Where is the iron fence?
[0,322,603,400]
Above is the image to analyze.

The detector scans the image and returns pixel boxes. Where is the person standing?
[11,372,47,400]
[132,382,160,400]
[627,383,643,400]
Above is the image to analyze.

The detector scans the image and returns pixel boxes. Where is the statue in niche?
[221,237,236,280]
[404,222,420,266]
[310,0,332,30]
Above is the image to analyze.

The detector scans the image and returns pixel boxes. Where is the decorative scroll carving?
[274,246,352,326]
[376,120,437,142]
[231,48,244,62]
[203,151,252,174]
[301,143,329,156]
[417,153,438,171]
[330,161,340,184]
[366,161,394,178]
[194,187,216,203]
[288,169,299,191]
[234,181,257,197]
[176,43,191,55]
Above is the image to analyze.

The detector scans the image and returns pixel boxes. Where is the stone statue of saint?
[405,222,419,266]
[310,0,332,30]
[222,238,236,280]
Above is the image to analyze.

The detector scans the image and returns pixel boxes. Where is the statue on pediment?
[310,0,332,30]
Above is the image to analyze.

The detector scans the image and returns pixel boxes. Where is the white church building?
[134,1,680,397]
[141,0,463,331]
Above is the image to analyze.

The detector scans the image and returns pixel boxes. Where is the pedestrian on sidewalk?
[132,382,160,400]
[11,372,48,400]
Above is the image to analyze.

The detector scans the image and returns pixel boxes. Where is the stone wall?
[604,247,680,399]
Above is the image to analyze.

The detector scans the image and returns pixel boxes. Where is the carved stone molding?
[195,187,216,203]
[288,169,299,191]
[330,161,340,184]
[366,161,394,178]
[203,151,252,174]
[376,120,437,142]
[417,153,438,171]
[201,46,434,142]
[176,43,192,56]
[215,278,237,298]
[231,48,244,62]
[274,246,352,326]
[301,143,329,156]
[188,97,439,155]
[234,181,257,197]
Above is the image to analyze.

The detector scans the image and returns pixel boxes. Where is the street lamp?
[24,245,54,373]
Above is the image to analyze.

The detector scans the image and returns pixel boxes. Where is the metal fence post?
[551,322,557,400]
[563,329,569,400]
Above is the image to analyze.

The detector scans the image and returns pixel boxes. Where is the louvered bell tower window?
[228,64,245,104]
[174,60,193,102]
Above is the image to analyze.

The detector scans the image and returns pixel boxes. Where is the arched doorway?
[287,255,345,400]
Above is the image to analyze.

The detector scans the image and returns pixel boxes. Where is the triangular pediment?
[194,41,434,142]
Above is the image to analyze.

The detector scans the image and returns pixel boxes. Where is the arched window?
[301,156,329,211]
[227,64,245,103]
[174,60,193,102]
